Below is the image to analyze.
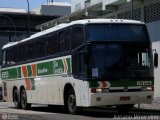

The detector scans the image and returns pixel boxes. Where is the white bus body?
[1,19,154,114]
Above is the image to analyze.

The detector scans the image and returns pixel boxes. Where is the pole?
[0,14,17,42]
[131,0,134,20]
[27,0,30,37]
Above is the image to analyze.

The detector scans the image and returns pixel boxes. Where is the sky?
[0,0,71,11]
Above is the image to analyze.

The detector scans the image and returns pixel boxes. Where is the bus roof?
[2,19,145,49]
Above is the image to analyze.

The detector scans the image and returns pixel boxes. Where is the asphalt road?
[0,102,160,120]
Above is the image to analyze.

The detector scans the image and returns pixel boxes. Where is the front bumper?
[90,91,154,106]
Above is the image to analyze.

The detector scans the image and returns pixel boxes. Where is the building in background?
[71,0,102,13]
[32,1,71,16]
[71,0,136,13]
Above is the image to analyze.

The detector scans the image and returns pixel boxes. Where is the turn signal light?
[91,88,109,93]
[141,86,154,91]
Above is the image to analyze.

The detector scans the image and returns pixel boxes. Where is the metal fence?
[103,0,160,24]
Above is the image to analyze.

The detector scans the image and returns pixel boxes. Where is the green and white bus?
[1,19,154,114]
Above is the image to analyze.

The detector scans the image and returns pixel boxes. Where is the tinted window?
[79,52,87,78]
[72,26,84,49]
[2,51,6,66]
[65,29,71,51]
[89,44,152,80]
[72,52,79,77]
[10,47,17,65]
[47,33,58,55]
[26,42,35,60]
[6,49,10,66]
[18,44,25,62]
[59,31,65,52]
[36,37,46,58]
[87,24,148,42]
[59,29,71,53]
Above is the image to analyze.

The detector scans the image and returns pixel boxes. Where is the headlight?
[141,86,153,91]
[146,86,153,91]
[91,88,109,93]
[96,88,102,93]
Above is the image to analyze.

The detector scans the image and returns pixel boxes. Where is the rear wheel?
[13,89,21,109]
[66,89,80,114]
[21,89,31,110]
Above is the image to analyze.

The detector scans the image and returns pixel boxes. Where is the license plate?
[120,96,130,101]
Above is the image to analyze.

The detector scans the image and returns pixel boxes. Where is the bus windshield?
[87,24,148,42]
[89,44,153,80]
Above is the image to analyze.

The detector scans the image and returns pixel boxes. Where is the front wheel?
[21,89,31,110]
[66,89,80,114]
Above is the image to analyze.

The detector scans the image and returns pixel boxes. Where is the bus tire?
[66,88,79,114]
[116,104,133,114]
[21,89,31,110]
[13,89,21,109]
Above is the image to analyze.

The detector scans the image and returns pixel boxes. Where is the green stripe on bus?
[27,65,32,77]
[53,59,64,74]
[89,80,154,88]
[37,61,53,76]
[66,58,71,73]
[30,78,35,90]
[1,57,72,80]
[1,68,18,80]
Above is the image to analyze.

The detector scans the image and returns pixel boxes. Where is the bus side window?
[6,49,10,66]
[65,28,71,51]
[79,52,87,78]
[2,50,6,67]
[27,42,35,60]
[59,31,65,53]
[18,44,25,62]
[10,47,17,65]
[47,33,58,56]
[72,51,87,79]
[59,28,71,53]
[71,26,84,49]
[36,37,46,58]
[72,52,79,77]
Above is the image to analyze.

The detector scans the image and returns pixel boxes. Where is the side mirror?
[154,53,158,68]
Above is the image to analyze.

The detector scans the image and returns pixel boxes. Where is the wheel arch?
[63,83,75,105]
